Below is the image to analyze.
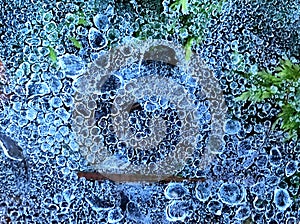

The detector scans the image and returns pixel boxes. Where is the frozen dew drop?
[235,205,251,220]
[62,188,75,203]
[65,13,79,24]
[88,28,108,51]
[273,188,292,211]
[224,119,241,135]
[237,139,252,156]
[26,108,38,121]
[44,21,57,33]
[55,108,70,122]
[250,182,265,195]
[94,14,110,31]
[285,160,298,177]
[218,183,245,205]
[58,54,86,77]
[195,181,211,202]
[49,77,62,93]
[166,201,191,222]
[26,81,51,96]
[126,201,142,221]
[164,183,188,199]
[144,101,158,112]
[25,37,41,46]
[269,147,282,167]
[207,200,223,216]
[107,207,124,223]
[49,96,63,108]
[86,196,115,212]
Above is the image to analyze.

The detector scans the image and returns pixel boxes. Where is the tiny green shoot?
[235,59,300,140]
[68,37,82,49]
[184,37,194,61]
[48,46,57,63]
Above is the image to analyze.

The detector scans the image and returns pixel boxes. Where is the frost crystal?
[58,54,86,77]
[273,188,292,211]
[218,183,245,205]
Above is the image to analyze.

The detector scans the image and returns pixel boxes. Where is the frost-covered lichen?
[0,0,299,223]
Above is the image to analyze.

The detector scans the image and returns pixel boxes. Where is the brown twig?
[77,171,109,182]
[158,175,207,184]
[77,171,207,184]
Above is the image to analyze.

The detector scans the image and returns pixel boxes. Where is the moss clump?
[133,0,226,61]
[236,59,300,140]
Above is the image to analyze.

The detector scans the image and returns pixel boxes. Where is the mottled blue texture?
[0,0,299,223]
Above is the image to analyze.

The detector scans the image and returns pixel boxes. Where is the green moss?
[236,59,300,140]
[78,17,89,26]
[68,37,83,49]
[135,0,225,61]
[48,46,57,63]
[184,37,195,61]
[237,59,300,196]
[172,0,225,60]
[171,0,189,14]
